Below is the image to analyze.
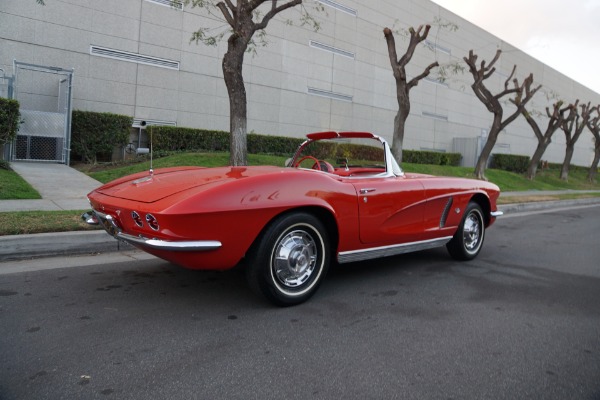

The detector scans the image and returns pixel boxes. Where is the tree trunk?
[223,43,248,166]
[474,137,495,179]
[526,139,551,180]
[588,144,600,182]
[391,98,409,163]
[474,118,502,180]
[383,25,437,165]
[560,144,575,180]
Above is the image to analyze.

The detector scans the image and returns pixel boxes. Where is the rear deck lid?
[96,166,279,203]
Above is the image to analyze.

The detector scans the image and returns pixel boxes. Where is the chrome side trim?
[337,236,452,264]
[490,211,504,217]
[116,232,221,252]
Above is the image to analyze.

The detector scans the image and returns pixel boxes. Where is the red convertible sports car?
[84,131,502,306]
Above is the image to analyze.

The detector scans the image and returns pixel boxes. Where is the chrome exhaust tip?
[81,211,99,225]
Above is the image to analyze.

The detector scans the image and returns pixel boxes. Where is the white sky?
[430,0,600,96]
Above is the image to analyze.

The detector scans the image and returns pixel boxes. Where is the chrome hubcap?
[463,211,481,251]
[273,230,317,288]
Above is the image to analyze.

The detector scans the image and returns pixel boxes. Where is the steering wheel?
[294,155,321,170]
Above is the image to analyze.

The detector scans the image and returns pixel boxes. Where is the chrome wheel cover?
[272,229,318,288]
[463,210,482,252]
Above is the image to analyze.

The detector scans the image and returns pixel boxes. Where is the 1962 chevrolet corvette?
[84,131,502,306]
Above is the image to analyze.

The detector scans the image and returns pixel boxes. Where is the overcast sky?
[430,0,600,96]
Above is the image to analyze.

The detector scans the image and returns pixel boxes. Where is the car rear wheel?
[246,212,330,306]
[446,202,485,261]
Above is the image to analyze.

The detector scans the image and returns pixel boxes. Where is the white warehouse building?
[1,0,599,166]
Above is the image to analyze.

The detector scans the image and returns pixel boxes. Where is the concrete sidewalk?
[1,161,600,263]
[1,161,101,212]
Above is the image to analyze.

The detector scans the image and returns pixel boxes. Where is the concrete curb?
[497,196,600,214]
[1,197,599,263]
[0,231,132,262]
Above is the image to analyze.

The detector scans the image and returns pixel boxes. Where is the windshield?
[290,135,403,178]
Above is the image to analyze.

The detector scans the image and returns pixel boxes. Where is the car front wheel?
[447,202,485,261]
[246,212,330,306]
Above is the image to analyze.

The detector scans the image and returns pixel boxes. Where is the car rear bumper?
[82,210,222,252]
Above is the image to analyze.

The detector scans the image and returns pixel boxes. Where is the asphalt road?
[1,205,599,400]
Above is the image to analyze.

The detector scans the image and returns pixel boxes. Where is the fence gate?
[11,61,74,164]
[1,69,14,160]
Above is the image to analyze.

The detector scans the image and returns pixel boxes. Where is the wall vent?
[424,40,451,55]
[424,77,448,87]
[308,87,353,102]
[316,0,357,16]
[145,0,183,10]
[310,41,355,59]
[422,111,448,121]
[90,46,180,70]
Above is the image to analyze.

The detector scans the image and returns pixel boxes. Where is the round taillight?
[131,211,143,227]
[145,213,159,231]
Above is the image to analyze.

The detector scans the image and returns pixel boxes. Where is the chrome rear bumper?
[82,210,221,252]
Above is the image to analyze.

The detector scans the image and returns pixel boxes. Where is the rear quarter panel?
[89,169,362,270]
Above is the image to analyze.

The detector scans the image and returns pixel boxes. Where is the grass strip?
[0,210,101,236]
[497,192,600,205]
[0,168,41,200]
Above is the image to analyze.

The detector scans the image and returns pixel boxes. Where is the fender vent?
[440,197,453,228]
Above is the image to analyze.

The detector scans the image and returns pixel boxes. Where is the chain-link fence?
[14,110,66,161]
[11,61,73,164]
[0,68,12,99]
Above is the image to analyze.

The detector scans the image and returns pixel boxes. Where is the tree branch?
[255,0,302,30]
[248,0,266,12]
[587,106,599,133]
[503,65,517,90]
[398,25,431,67]
[383,27,400,79]
[217,1,236,27]
[408,61,439,89]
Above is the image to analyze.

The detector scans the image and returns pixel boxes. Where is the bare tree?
[383,25,439,163]
[520,101,568,179]
[464,49,540,180]
[185,0,320,166]
[558,101,593,180]
[585,106,600,182]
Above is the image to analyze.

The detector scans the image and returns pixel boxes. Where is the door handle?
[360,188,376,194]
